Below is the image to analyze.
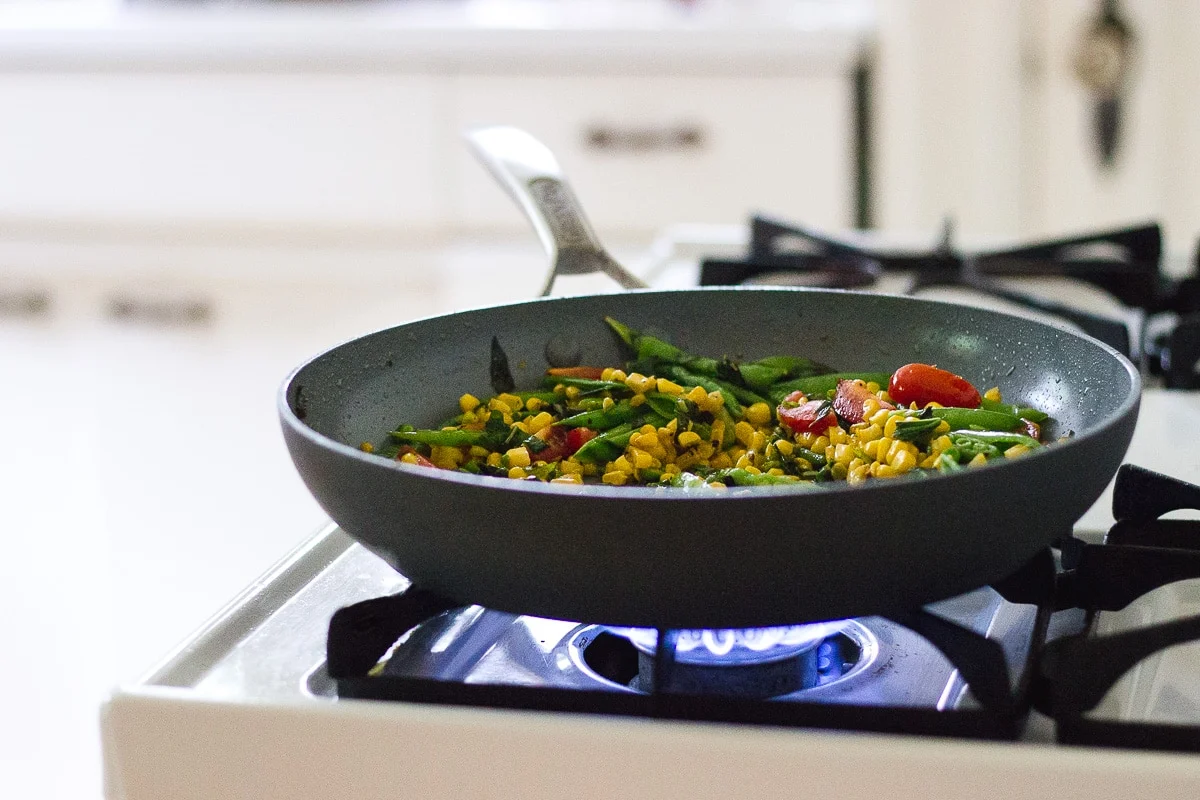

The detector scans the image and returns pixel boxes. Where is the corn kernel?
[868,409,891,427]
[601,471,627,486]
[834,443,853,465]
[489,399,513,415]
[745,402,772,426]
[932,435,954,452]
[564,386,581,402]
[509,466,530,479]
[497,393,523,411]
[707,482,728,490]
[767,468,786,476]
[891,449,917,473]
[525,397,544,412]
[865,381,881,393]
[1004,444,1031,459]
[609,369,627,382]
[734,421,756,446]
[875,464,898,479]
[469,445,490,458]
[551,474,583,485]
[858,424,883,443]
[774,439,794,456]
[486,452,503,467]
[710,420,726,445]
[812,435,831,453]
[664,418,679,433]
[611,456,636,475]
[862,398,881,418]
[677,431,702,449]
[686,386,709,404]
[743,465,762,475]
[459,394,481,413]
[968,453,989,468]
[625,373,655,394]
[984,387,1002,402]
[631,449,656,470]
[863,439,882,459]
[735,453,754,469]
[831,463,849,480]
[656,378,684,395]
[602,396,614,410]
[750,431,767,451]
[359,441,375,453]
[705,391,725,413]
[399,452,421,466]
[527,412,555,433]
[560,459,583,475]
[601,367,616,381]
[630,393,646,407]
[695,442,716,459]
[504,447,531,468]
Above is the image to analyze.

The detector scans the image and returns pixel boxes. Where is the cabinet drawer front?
[0,73,446,235]
[453,75,853,233]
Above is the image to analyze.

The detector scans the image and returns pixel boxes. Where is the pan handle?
[464,126,650,297]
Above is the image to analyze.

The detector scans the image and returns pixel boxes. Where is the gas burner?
[572,622,873,698]
[695,216,1200,386]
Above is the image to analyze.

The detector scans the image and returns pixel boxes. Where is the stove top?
[101,218,1200,799]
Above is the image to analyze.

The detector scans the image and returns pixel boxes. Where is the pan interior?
[289,287,1137,471]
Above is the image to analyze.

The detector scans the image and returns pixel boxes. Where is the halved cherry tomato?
[565,427,597,454]
[545,366,607,380]
[526,425,597,463]
[888,363,981,409]
[833,379,893,424]
[777,391,838,434]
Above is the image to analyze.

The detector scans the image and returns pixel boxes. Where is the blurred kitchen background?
[0,0,1194,797]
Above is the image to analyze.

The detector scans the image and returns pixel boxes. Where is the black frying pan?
[278,130,1140,629]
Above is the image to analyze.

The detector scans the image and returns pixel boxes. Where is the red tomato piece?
[528,425,570,463]
[545,366,607,380]
[833,379,893,425]
[565,427,597,454]
[888,363,981,409]
[777,397,838,434]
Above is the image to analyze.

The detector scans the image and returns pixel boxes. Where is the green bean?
[557,401,643,431]
[541,376,629,395]
[951,430,1043,450]
[389,428,487,447]
[572,423,637,463]
[979,397,1050,424]
[930,407,1022,432]
[768,372,893,404]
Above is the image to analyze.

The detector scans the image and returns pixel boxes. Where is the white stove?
[100,221,1200,799]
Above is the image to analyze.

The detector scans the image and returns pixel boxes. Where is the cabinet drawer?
[0,73,447,235]
[452,74,854,234]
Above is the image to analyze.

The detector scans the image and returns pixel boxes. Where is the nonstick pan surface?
[280,287,1139,628]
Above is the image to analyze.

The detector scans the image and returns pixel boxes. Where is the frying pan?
[279,128,1140,629]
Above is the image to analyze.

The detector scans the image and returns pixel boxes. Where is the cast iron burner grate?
[697,216,1200,388]
[326,465,1200,750]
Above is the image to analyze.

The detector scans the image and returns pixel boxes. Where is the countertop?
[0,0,872,71]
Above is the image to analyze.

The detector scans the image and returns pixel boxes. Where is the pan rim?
[278,286,1141,502]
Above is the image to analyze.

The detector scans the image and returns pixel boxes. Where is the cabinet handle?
[584,123,706,153]
[107,294,213,326]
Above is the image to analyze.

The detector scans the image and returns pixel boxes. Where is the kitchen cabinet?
[873,0,1200,258]
[0,73,448,236]
[0,1,868,259]
[453,73,854,232]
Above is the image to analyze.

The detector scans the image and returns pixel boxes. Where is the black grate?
[326,464,1200,751]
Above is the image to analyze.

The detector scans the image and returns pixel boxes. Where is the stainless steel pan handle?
[464,126,649,297]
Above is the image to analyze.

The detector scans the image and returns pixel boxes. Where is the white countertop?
[0,0,872,71]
